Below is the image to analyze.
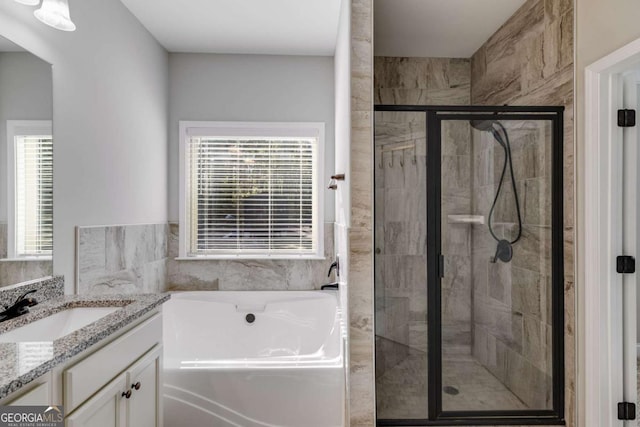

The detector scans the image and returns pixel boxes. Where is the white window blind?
[186,135,318,256]
[15,135,53,257]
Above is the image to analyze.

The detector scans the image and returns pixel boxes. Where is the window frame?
[178,121,325,260]
[6,120,53,261]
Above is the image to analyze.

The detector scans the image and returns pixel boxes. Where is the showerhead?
[469,119,497,132]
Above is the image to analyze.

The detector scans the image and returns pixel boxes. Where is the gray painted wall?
[0,0,169,293]
[167,53,336,291]
[168,53,335,223]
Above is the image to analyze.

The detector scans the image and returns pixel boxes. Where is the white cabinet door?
[65,373,127,427]
[126,345,162,427]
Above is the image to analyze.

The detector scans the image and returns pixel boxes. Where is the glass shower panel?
[440,118,554,412]
[374,110,428,420]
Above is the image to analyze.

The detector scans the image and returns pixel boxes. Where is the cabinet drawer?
[64,313,161,413]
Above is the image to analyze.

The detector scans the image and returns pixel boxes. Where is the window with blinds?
[180,122,323,258]
[15,135,53,257]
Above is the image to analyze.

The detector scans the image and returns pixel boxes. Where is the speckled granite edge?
[0,276,64,308]
[0,292,170,399]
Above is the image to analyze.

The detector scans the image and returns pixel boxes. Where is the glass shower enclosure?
[374,106,564,425]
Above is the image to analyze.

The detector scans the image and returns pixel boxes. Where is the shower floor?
[376,349,527,419]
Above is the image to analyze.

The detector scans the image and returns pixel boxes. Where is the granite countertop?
[0,292,170,400]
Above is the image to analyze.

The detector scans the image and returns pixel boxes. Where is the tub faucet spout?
[321,282,339,291]
[327,259,339,278]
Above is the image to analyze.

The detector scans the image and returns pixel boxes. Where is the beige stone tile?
[351,39,372,76]
[484,0,544,62]
[471,59,522,105]
[351,0,372,43]
[543,15,562,78]
[522,33,545,92]
[510,66,573,106]
[352,73,372,111]
[374,57,427,89]
[471,45,487,85]
[559,10,574,70]
[426,58,451,90]
[426,85,471,105]
[351,111,374,228]
[449,58,471,88]
[545,0,572,21]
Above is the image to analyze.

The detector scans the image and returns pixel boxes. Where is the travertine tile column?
[349,0,375,425]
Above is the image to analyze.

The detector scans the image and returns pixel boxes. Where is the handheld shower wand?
[470,120,523,263]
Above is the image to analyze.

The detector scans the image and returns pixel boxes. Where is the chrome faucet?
[0,289,38,323]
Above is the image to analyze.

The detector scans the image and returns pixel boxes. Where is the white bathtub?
[163,291,345,427]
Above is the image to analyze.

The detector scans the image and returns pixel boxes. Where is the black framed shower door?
[374,105,565,426]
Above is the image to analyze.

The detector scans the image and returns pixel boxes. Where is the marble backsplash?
[76,222,336,294]
[76,224,168,295]
[166,222,335,291]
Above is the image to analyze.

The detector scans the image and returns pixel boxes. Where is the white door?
[622,71,640,424]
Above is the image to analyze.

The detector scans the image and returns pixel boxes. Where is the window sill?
[0,257,52,262]
[175,255,326,261]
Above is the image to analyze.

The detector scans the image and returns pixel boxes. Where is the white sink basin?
[0,307,120,342]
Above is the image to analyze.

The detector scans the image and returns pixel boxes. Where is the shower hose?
[486,121,523,246]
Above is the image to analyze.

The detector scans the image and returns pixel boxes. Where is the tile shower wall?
[166,223,335,291]
[470,122,554,408]
[374,57,471,106]
[374,57,472,361]
[470,0,574,420]
[77,224,168,294]
[0,222,53,287]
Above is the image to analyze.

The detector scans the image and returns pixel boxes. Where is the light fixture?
[34,0,76,32]
[14,0,40,6]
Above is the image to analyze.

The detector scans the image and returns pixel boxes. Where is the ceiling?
[120,0,343,55]
[375,0,527,58]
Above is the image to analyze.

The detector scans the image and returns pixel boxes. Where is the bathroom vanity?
[0,280,168,427]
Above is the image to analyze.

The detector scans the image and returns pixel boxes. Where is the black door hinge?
[439,254,445,278]
[618,109,636,127]
[617,256,636,274]
[618,402,636,420]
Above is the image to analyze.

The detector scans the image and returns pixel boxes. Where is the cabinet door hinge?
[618,402,636,420]
[616,256,636,274]
[618,109,636,127]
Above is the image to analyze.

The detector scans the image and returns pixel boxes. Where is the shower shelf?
[447,215,485,225]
